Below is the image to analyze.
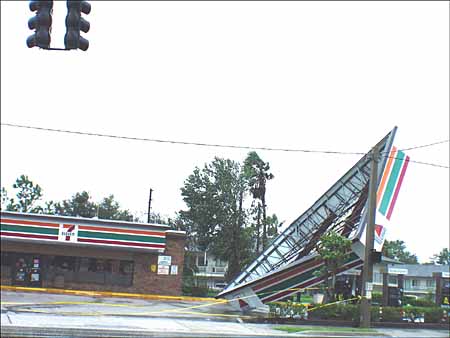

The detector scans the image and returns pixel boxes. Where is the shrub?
[401,295,417,306]
[308,303,359,321]
[408,298,436,307]
[268,301,308,318]
[190,286,209,297]
[182,284,209,297]
[372,291,383,305]
[402,306,426,322]
[379,306,403,322]
[424,307,446,323]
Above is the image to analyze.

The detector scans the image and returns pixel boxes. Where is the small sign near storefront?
[158,255,171,266]
[150,264,157,272]
[158,265,170,275]
[170,265,178,275]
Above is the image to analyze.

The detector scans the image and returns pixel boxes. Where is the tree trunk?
[256,204,261,253]
[228,189,245,282]
[330,273,336,303]
[262,193,267,249]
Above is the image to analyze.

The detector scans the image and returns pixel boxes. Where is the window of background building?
[197,254,207,266]
[412,279,419,288]
[373,272,382,284]
[215,258,226,267]
[426,279,434,288]
[405,279,411,290]
[388,275,398,285]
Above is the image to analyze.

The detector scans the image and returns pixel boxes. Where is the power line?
[0,122,365,155]
[2,122,449,168]
[399,140,449,151]
[380,155,449,169]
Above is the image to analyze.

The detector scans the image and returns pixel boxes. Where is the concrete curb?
[0,285,219,303]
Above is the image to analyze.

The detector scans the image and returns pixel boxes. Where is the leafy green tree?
[55,192,134,221]
[265,213,281,240]
[1,187,8,210]
[315,231,352,302]
[55,191,97,218]
[98,195,133,221]
[178,157,252,282]
[430,248,450,265]
[4,175,43,213]
[243,151,274,252]
[382,240,418,264]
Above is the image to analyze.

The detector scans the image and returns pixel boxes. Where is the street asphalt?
[1,290,449,337]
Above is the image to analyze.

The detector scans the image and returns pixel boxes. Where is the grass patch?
[274,325,376,333]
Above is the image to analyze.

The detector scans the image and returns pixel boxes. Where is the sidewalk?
[2,313,449,338]
[0,285,217,302]
[1,288,449,337]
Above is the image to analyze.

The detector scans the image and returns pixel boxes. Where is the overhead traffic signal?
[26,1,53,49]
[64,1,91,51]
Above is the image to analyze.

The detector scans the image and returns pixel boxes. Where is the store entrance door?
[12,254,42,287]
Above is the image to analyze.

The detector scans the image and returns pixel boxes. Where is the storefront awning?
[1,211,168,253]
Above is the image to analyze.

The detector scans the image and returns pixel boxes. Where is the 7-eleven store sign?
[58,224,78,243]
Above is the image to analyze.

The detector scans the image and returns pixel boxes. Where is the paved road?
[1,291,449,337]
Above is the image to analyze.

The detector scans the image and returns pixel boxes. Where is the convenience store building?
[0,211,186,295]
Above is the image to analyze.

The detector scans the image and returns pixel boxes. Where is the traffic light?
[370,249,382,264]
[64,1,91,51]
[26,1,53,49]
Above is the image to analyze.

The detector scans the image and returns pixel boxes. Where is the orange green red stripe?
[378,148,408,217]
[377,146,397,205]
[0,218,59,228]
[77,224,165,237]
[386,155,409,220]
[1,218,166,251]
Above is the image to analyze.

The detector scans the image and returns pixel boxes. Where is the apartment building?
[190,250,228,290]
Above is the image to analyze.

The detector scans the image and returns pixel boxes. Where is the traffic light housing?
[64,1,91,51]
[26,1,53,49]
[370,249,382,264]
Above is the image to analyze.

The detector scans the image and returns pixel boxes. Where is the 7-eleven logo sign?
[58,224,78,242]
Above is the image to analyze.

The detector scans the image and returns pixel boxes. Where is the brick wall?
[1,231,185,295]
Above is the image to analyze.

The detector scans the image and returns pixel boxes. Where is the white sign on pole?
[158,255,172,266]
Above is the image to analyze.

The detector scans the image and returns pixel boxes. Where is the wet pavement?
[1,291,449,337]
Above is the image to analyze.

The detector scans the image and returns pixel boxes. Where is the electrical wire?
[1,122,449,168]
[380,155,449,169]
[399,139,449,151]
[0,122,366,155]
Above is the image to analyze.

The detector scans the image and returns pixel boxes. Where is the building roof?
[1,210,170,230]
[382,256,402,264]
[387,263,450,278]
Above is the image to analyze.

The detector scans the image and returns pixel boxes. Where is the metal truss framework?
[222,128,396,294]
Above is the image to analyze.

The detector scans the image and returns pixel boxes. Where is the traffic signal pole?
[360,146,379,328]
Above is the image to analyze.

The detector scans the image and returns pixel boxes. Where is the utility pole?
[360,146,379,328]
[147,188,153,223]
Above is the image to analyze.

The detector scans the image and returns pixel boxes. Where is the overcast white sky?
[1,1,449,263]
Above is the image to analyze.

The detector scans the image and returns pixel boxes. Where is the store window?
[1,252,12,278]
[77,257,133,286]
